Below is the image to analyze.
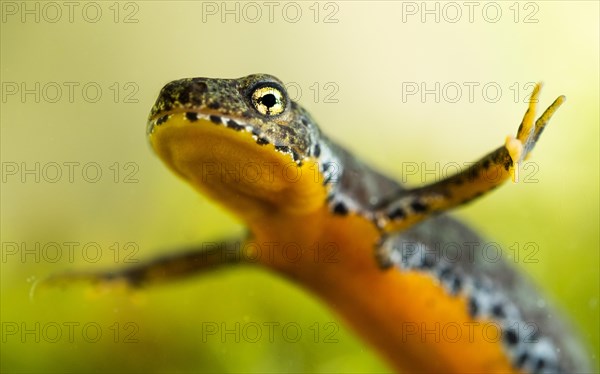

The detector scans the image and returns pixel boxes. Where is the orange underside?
[250,209,520,374]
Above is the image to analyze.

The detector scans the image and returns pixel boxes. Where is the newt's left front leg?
[374,84,565,233]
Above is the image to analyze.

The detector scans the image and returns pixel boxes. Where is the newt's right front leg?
[41,238,247,289]
[374,84,565,233]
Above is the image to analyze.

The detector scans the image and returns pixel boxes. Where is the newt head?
[146,74,327,221]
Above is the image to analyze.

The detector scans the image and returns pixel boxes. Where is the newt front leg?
[41,239,247,288]
[373,84,565,233]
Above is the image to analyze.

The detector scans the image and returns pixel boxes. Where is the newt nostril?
[190,80,208,94]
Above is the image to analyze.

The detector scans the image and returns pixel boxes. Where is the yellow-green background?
[1,1,598,372]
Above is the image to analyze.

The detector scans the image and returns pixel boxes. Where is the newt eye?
[251,85,286,116]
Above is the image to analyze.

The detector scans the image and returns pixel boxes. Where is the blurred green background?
[1,1,598,372]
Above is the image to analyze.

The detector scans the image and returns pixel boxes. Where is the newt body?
[61,74,590,373]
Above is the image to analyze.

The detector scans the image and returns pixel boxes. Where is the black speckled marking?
[291,151,302,165]
[185,112,198,122]
[157,115,169,125]
[482,158,491,169]
[468,297,479,317]
[278,125,297,138]
[449,277,462,294]
[208,101,220,109]
[410,200,428,213]
[226,119,244,131]
[439,267,462,295]
[209,115,221,124]
[275,145,291,154]
[535,357,546,371]
[388,207,406,220]
[504,328,519,346]
[491,304,505,319]
[438,266,452,279]
[256,137,269,146]
[333,202,349,215]
[313,143,321,157]
[381,230,571,374]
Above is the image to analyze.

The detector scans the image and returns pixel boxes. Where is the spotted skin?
[49,74,590,373]
[147,75,318,165]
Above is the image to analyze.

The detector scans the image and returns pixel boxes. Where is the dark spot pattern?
[410,200,428,213]
[256,137,269,146]
[148,74,316,167]
[504,328,519,346]
[275,145,290,154]
[278,125,297,138]
[313,143,321,157]
[535,358,546,371]
[438,266,452,279]
[388,207,406,220]
[491,304,506,318]
[185,112,198,122]
[157,115,169,125]
[449,277,462,294]
[517,352,529,368]
[333,202,349,215]
[469,298,479,317]
[291,151,302,165]
[380,233,569,374]
[226,119,244,131]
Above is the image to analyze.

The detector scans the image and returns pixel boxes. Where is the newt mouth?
[145,111,326,216]
[147,110,304,166]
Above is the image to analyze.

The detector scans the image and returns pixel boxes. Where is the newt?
[50,74,591,373]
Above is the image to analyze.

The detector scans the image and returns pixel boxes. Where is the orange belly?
[249,207,519,373]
